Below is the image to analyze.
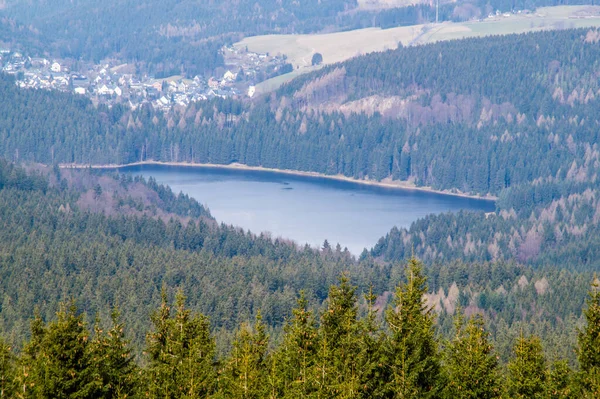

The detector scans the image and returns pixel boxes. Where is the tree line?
[2,28,593,274]
[4,28,600,198]
[1,259,600,398]
[1,0,356,77]
[0,160,594,367]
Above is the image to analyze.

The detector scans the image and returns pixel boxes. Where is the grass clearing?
[255,66,321,94]
[240,6,600,93]
[235,25,423,69]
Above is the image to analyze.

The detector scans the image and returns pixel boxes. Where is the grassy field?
[254,66,322,95]
[235,24,423,69]
[236,5,600,93]
[421,6,600,43]
[356,0,426,11]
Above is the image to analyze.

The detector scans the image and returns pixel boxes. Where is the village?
[0,45,290,111]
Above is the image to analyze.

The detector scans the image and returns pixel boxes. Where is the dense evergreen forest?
[0,0,358,76]
[3,28,600,270]
[2,0,595,77]
[371,184,600,268]
[2,28,600,197]
[1,256,600,398]
[3,21,600,396]
[0,161,595,372]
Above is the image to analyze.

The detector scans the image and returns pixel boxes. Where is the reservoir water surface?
[120,165,495,255]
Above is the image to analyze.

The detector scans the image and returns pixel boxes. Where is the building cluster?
[221,45,291,87]
[1,45,289,111]
[485,9,531,20]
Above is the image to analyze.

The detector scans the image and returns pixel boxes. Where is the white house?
[74,87,86,95]
[247,86,256,98]
[51,62,61,73]
[208,77,219,89]
[54,76,69,86]
[31,58,49,67]
[97,84,113,95]
[223,70,237,81]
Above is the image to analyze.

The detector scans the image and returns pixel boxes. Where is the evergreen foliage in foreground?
[0,160,596,367]
[444,312,501,399]
[577,278,600,398]
[1,258,600,398]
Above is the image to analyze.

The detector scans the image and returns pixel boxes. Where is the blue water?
[119,165,495,255]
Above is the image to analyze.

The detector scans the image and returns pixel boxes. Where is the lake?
[119,165,495,255]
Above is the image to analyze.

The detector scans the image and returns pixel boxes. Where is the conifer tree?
[26,301,101,399]
[90,308,138,398]
[507,334,547,399]
[356,286,385,399]
[172,293,216,398]
[0,338,15,398]
[315,274,362,398]
[145,290,217,398]
[577,278,600,397]
[267,351,283,399]
[145,289,173,397]
[443,311,501,399]
[271,291,318,398]
[546,360,574,399]
[15,312,45,398]
[383,257,441,399]
[221,312,269,399]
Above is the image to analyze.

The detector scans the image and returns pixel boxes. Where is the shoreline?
[60,160,498,202]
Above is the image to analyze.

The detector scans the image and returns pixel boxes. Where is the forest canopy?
[1,14,600,397]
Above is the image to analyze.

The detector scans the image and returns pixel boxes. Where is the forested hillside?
[0,161,595,369]
[2,0,600,395]
[4,28,600,269]
[3,0,595,77]
[2,29,600,196]
[1,257,600,397]
[372,186,600,268]
[0,0,357,76]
